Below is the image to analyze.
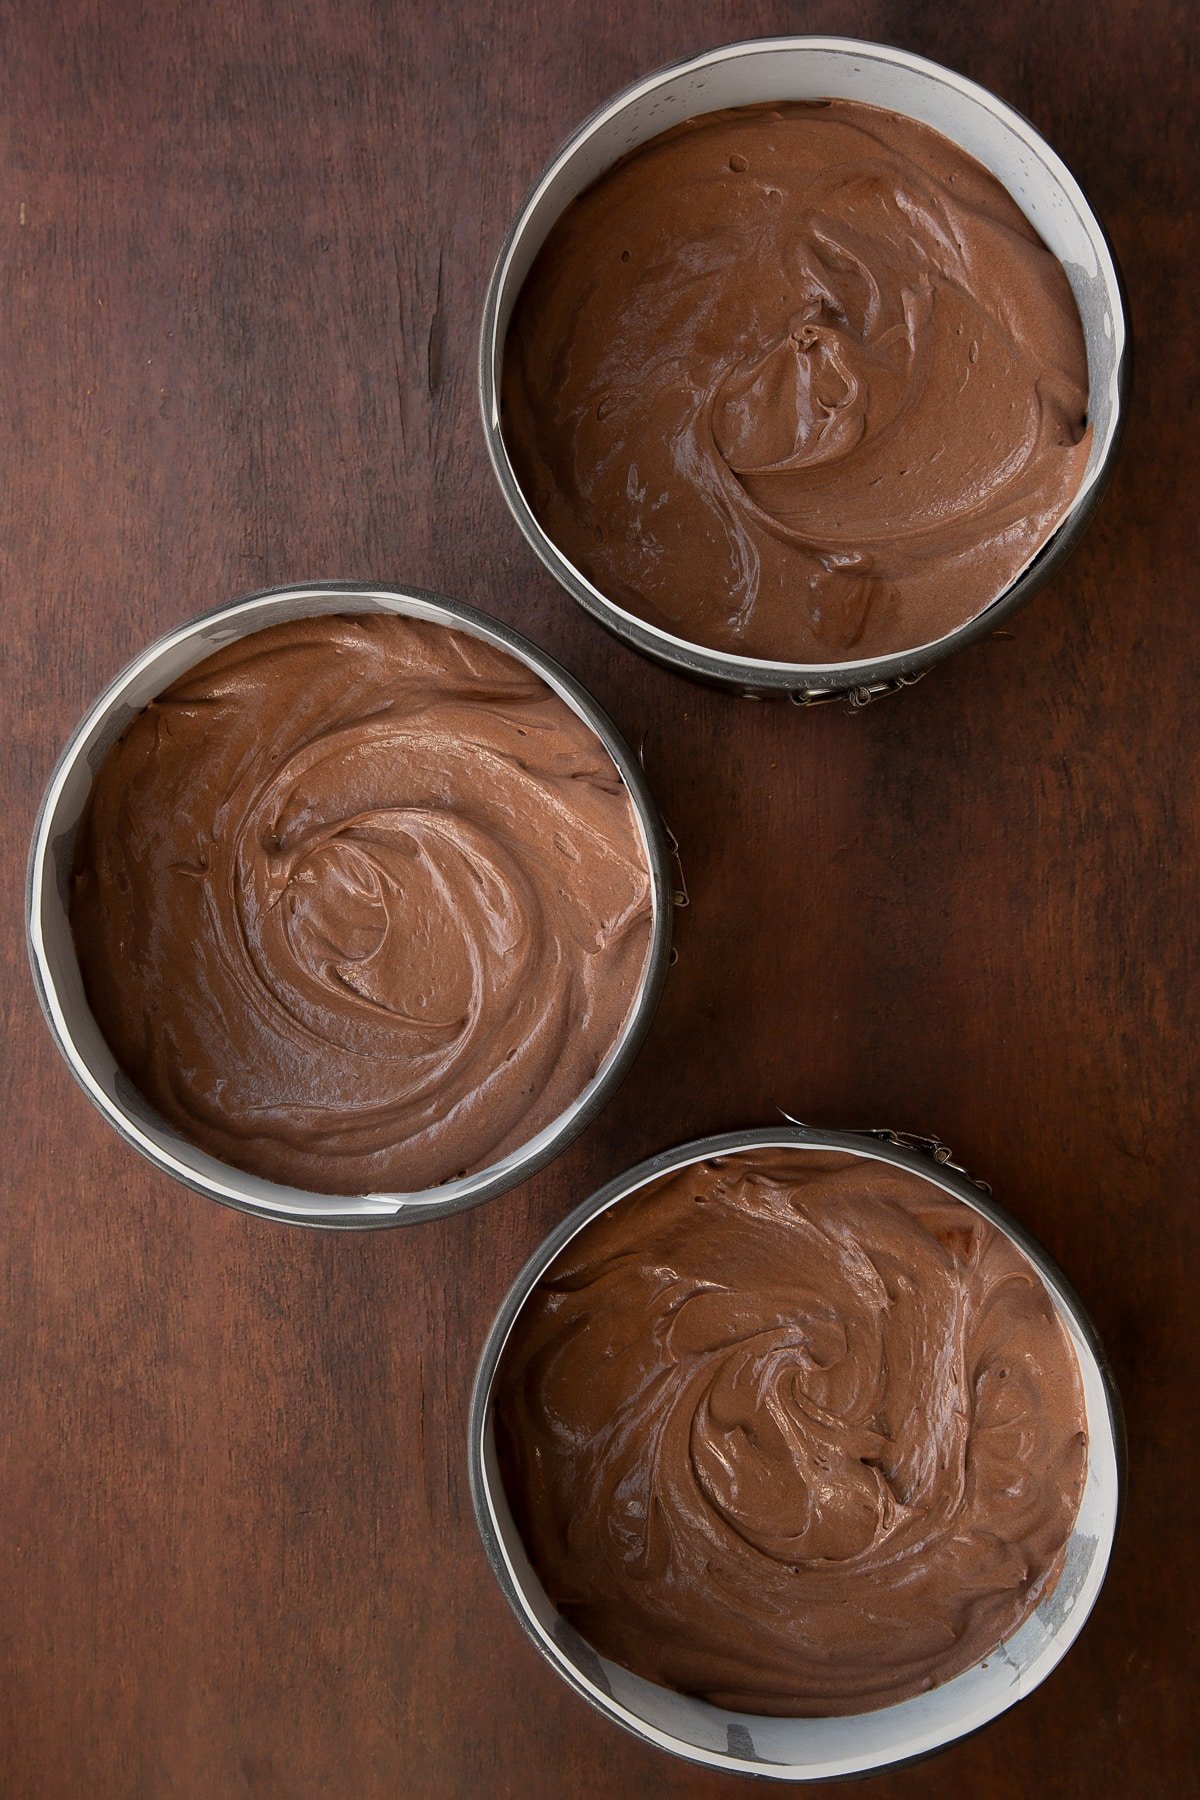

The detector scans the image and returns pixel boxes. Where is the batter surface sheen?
[70,613,654,1194]
[495,1149,1088,1716]
[502,100,1092,663]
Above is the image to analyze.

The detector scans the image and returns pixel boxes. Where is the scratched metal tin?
[26,583,672,1228]
[469,1126,1124,1780]
[480,38,1129,701]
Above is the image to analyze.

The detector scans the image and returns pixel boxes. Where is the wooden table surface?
[3,0,1196,1794]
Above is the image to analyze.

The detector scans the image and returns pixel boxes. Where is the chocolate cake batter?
[502,101,1092,662]
[70,613,654,1194]
[495,1149,1088,1716]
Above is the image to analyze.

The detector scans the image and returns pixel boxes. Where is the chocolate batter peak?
[502,101,1092,663]
[70,613,654,1195]
[495,1149,1088,1716]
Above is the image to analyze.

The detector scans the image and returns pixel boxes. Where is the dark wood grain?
[2,1,1196,1794]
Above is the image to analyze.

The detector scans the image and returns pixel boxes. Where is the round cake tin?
[469,1126,1124,1781]
[27,582,673,1228]
[480,37,1129,700]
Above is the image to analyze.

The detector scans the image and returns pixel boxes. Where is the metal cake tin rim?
[26,580,674,1229]
[479,35,1130,695]
[468,1124,1125,1780]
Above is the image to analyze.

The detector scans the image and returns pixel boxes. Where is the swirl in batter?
[502,101,1092,662]
[70,613,654,1194]
[495,1149,1088,1715]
